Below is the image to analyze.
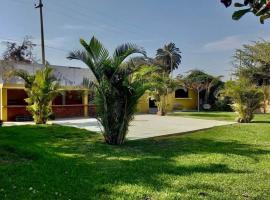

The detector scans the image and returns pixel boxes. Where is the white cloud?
[203,35,244,52]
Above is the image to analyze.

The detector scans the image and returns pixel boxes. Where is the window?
[7,89,28,105]
[175,89,189,98]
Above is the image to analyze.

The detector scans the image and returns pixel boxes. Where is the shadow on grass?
[251,120,270,124]
[0,125,269,199]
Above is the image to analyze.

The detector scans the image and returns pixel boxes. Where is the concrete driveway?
[53,114,234,140]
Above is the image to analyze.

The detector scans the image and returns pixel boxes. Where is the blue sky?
[1,0,270,79]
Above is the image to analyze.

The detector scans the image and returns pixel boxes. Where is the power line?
[49,0,144,36]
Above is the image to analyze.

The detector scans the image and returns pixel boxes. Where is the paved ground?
[4,114,234,140]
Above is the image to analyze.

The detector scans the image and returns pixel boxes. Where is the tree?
[12,66,59,124]
[147,72,178,116]
[234,40,270,86]
[221,0,270,23]
[182,70,223,111]
[2,36,36,63]
[68,37,147,145]
[222,79,263,123]
[260,85,270,113]
[156,43,182,75]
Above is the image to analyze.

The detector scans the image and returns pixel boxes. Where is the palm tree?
[156,43,182,75]
[12,66,59,124]
[223,79,263,123]
[147,72,178,116]
[68,37,147,145]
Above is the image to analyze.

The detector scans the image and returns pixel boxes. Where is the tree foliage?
[156,43,182,74]
[68,37,148,145]
[12,66,59,124]
[146,72,179,116]
[221,0,270,23]
[260,85,270,113]
[234,40,270,86]
[1,36,36,63]
[182,70,223,110]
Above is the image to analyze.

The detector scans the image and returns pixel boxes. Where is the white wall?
[0,61,95,87]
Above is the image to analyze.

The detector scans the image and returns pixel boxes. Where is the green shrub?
[223,79,264,123]
[13,66,59,124]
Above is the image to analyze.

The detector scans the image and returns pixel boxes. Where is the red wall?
[6,89,96,121]
[7,89,28,105]
[52,105,84,118]
[7,106,30,121]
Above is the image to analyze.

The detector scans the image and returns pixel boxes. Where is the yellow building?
[0,61,198,121]
[0,62,95,122]
[137,88,198,113]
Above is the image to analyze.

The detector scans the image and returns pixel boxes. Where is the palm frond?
[11,69,35,88]
[113,43,146,66]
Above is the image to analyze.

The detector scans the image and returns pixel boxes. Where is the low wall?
[5,104,97,121]
[7,106,30,121]
[52,105,84,118]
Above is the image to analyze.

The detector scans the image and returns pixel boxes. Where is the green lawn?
[0,121,270,199]
[170,111,270,122]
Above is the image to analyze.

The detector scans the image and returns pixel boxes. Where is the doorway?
[149,99,158,114]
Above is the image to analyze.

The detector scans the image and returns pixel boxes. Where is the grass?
[170,111,270,122]
[0,120,270,199]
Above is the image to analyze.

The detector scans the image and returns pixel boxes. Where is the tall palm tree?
[68,37,147,145]
[156,43,182,75]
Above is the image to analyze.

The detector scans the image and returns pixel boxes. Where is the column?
[0,88,8,121]
[83,90,89,117]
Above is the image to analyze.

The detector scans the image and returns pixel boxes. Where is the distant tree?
[221,0,270,23]
[12,66,59,124]
[156,43,182,74]
[234,40,270,86]
[2,36,36,63]
[182,70,223,111]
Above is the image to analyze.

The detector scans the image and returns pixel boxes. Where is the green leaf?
[232,9,251,20]
[234,3,245,7]
[260,14,270,24]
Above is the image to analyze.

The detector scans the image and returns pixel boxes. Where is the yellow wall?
[0,87,8,121]
[0,83,91,121]
[137,89,198,113]
[137,93,150,113]
[173,89,198,110]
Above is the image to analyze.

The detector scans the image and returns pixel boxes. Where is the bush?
[222,79,264,123]
[212,96,233,112]
[12,66,59,124]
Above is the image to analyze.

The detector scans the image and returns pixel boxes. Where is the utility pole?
[35,0,46,65]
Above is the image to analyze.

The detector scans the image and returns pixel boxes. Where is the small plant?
[147,72,177,116]
[222,79,264,123]
[12,66,59,124]
[0,120,3,127]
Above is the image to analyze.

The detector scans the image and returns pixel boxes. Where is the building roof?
[0,61,95,87]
